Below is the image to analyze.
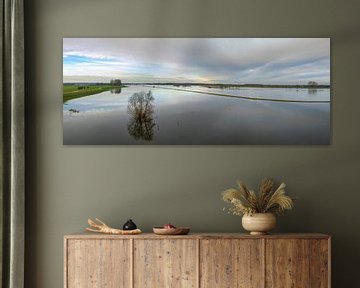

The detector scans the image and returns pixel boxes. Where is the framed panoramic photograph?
[63,38,330,145]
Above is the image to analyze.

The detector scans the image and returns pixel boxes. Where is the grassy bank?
[63,85,125,103]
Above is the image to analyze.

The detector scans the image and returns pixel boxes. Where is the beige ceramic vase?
[242,213,276,235]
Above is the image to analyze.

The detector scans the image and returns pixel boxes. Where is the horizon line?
[63,81,331,86]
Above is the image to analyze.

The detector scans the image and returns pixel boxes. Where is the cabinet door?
[200,239,264,288]
[266,239,309,287]
[66,239,131,288]
[309,239,330,288]
[134,239,198,288]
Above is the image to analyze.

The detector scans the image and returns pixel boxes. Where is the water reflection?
[110,88,122,94]
[308,88,318,95]
[64,85,330,145]
[127,90,156,141]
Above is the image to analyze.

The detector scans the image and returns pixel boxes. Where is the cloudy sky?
[63,38,330,84]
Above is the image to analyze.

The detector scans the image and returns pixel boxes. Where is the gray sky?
[63,38,330,84]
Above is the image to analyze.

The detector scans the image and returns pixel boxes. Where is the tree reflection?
[127,91,156,141]
[308,88,318,95]
[110,88,122,94]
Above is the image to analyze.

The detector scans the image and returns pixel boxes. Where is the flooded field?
[63,85,330,145]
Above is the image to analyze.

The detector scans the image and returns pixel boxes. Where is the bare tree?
[308,81,318,87]
[110,79,122,86]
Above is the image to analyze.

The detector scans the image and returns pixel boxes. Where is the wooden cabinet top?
[65,232,330,240]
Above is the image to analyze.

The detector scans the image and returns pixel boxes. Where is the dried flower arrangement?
[222,178,294,216]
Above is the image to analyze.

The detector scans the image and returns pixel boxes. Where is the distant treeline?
[64,82,122,86]
[63,82,330,89]
[130,83,330,89]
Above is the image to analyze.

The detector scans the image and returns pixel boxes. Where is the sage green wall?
[25,0,360,287]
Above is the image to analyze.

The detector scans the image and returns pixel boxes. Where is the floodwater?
[63,85,330,145]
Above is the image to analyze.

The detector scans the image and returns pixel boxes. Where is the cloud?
[63,38,330,84]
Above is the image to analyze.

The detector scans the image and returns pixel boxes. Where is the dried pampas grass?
[222,179,294,216]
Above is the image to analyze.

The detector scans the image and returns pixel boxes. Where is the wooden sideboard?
[64,233,330,288]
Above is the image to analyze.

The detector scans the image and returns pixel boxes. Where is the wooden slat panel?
[200,239,264,288]
[310,239,329,288]
[64,235,330,288]
[133,239,197,288]
[265,239,310,288]
[67,239,131,288]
